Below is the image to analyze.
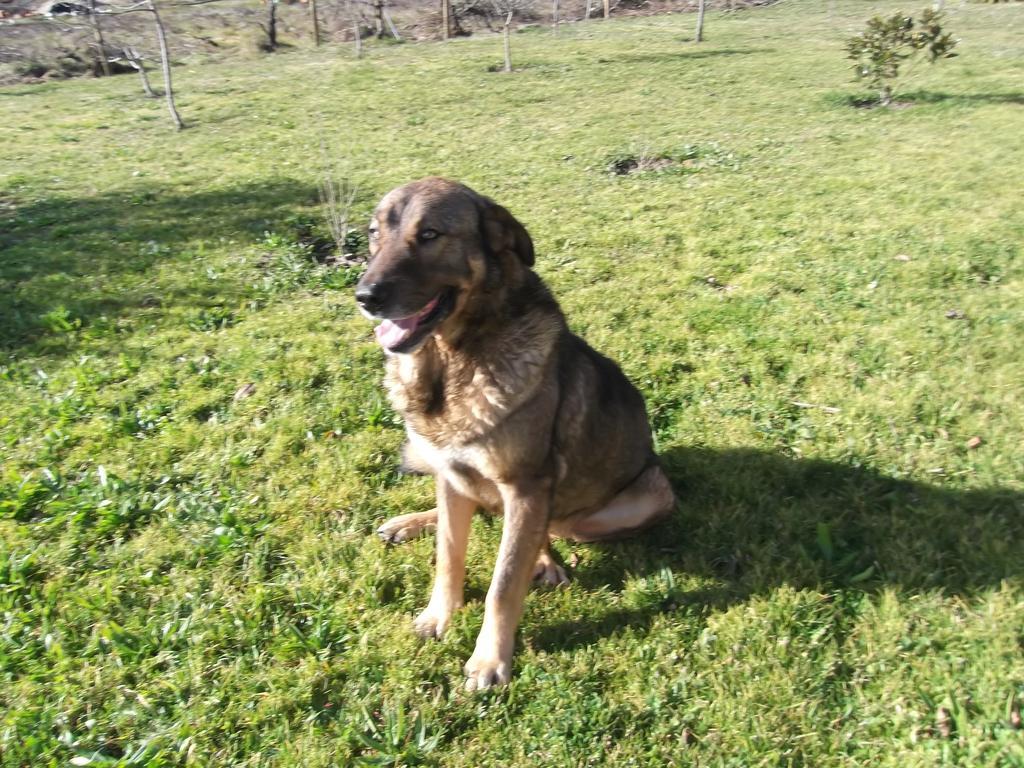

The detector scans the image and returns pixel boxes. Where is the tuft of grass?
[2,1,1024,765]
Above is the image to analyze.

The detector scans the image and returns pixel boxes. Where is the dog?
[356,178,675,689]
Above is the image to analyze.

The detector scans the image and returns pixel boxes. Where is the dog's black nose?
[355,282,392,314]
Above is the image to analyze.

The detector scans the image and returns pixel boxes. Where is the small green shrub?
[12,59,50,79]
[187,305,238,331]
[846,9,958,106]
[39,305,80,334]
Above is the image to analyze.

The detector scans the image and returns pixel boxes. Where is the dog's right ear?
[478,196,535,268]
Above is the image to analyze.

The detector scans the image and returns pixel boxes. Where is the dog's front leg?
[413,475,475,639]
[464,479,550,690]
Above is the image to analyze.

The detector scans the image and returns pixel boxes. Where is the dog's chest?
[384,343,548,443]
[405,428,501,508]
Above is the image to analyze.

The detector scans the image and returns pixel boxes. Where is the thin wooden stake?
[149,0,183,130]
[120,46,155,97]
[310,0,320,46]
[382,4,401,40]
[502,10,513,72]
[89,0,112,76]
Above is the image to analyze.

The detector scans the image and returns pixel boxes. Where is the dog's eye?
[368,227,380,240]
[419,229,440,241]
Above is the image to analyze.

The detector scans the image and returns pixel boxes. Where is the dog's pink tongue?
[373,295,440,350]
[374,317,415,349]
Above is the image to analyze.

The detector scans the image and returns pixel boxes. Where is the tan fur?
[358,178,676,689]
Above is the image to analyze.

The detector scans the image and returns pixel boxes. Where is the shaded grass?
[1,0,1024,765]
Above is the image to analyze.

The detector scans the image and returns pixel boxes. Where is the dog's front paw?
[412,605,453,639]
[463,650,512,691]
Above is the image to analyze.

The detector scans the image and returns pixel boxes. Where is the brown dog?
[356,178,675,689]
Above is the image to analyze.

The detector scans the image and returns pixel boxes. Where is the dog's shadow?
[533,446,1023,653]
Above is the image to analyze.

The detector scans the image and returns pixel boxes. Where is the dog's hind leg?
[549,464,675,543]
[533,544,569,587]
[377,509,438,544]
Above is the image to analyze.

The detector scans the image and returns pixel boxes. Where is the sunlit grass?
[1,1,1023,765]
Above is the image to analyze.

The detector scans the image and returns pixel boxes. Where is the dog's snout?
[355,281,393,314]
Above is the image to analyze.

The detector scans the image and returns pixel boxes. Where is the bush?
[9,43,117,81]
[12,59,51,79]
[846,8,958,106]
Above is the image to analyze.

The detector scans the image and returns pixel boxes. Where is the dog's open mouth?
[374,288,456,353]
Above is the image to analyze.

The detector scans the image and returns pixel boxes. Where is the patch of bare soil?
[609,155,678,174]
[850,97,915,110]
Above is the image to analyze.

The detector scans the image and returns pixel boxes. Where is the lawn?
[1,0,1023,765]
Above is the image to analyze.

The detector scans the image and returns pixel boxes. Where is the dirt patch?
[609,155,678,175]
[849,97,915,110]
[607,143,738,176]
[290,218,367,266]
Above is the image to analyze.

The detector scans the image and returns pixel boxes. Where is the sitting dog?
[356,178,675,689]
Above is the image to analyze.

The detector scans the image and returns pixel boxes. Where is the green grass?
[2,1,1023,765]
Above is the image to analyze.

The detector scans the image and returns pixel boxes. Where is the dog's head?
[355,177,534,354]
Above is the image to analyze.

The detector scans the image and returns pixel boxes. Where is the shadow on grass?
[535,446,1023,652]
[833,90,1024,110]
[595,47,771,66]
[902,89,1024,106]
[0,87,58,97]
[0,179,320,355]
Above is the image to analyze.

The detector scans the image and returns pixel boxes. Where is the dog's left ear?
[479,197,535,268]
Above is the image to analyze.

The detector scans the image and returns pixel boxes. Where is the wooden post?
[266,0,278,49]
[602,0,609,20]
[347,0,362,57]
[502,10,512,72]
[441,0,449,40]
[382,4,401,40]
[694,0,705,42]
[552,0,559,34]
[374,0,384,38]
[309,0,320,46]
[585,0,592,20]
[148,0,184,129]
[88,0,112,76]
[122,46,156,97]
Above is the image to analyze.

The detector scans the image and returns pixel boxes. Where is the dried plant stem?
[317,145,359,260]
